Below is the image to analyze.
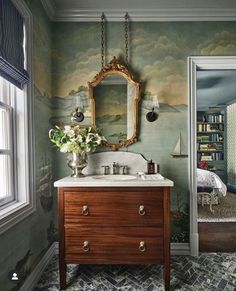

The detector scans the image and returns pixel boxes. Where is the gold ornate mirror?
[88,57,141,151]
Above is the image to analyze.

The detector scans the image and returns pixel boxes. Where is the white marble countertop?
[54,175,174,187]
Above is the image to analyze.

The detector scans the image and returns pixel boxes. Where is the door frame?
[188,56,236,256]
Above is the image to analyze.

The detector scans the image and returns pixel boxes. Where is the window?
[0,77,15,207]
[0,0,35,233]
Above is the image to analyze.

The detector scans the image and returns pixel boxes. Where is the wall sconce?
[146,95,159,122]
[71,95,84,122]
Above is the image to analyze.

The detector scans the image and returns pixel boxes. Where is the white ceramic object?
[54,152,174,187]
[83,152,148,175]
[54,175,174,187]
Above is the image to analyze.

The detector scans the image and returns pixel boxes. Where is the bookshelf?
[197,110,226,182]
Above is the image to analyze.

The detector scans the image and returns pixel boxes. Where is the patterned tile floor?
[34,253,236,291]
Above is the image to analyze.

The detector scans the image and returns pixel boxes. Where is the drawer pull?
[139,205,146,216]
[83,241,90,252]
[139,241,146,252]
[82,205,89,216]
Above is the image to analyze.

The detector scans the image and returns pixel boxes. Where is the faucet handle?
[122,165,129,175]
[102,165,110,175]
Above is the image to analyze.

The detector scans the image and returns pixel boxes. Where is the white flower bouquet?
[49,123,105,154]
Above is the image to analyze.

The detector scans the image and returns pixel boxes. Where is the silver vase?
[67,152,88,178]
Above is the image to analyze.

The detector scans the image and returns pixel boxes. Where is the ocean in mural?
[94,83,128,143]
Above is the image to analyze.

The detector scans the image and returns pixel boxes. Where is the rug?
[198,192,236,222]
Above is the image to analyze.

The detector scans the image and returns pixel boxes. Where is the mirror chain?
[101,13,105,68]
[124,13,129,65]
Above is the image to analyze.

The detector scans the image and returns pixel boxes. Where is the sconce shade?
[152,95,159,109]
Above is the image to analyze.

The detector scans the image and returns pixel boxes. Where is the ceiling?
[197,70,236,111]
[41,0,236,21]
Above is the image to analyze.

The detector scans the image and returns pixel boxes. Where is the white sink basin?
[92,174,137,181]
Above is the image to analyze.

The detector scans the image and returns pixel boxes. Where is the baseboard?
[190,233,199,256]
[19,242,57,291]
[171,243,190,255]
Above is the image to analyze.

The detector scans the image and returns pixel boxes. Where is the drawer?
[65,226,163,264]
[64,189,163,226]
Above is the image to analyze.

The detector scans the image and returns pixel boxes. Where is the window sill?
[0,199,36,234]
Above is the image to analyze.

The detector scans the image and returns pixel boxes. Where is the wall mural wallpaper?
[37,155,53,212]
[51,21,236,243]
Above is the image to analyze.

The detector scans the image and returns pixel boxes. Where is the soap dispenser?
[147,159,155,174]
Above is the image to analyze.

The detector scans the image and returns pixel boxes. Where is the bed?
[197,168,227,213]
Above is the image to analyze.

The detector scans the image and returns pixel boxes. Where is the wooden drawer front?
[65,226,163,264]
[64,190,163,226]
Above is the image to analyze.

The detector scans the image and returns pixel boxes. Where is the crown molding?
[53,8,236,22]
[40,1,236,22]
[41,0,56,20]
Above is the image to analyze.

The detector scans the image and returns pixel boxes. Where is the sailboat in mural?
[171,132,188,158]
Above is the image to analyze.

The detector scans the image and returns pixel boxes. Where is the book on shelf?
[201,156,213,161]
[198,152,224,161]
[198,143,223,151]
[197,124,211,132]
[215,144,223,150]
[199,144,209,150]
[207,114,224,123]
[197,123,224,132]
[200,135,210,142]
[197,134,223,142]
[212,152,224,160]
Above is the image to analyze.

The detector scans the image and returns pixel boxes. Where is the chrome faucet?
[112,162,119,174]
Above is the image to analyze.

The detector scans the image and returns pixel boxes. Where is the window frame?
[0,0,35,234]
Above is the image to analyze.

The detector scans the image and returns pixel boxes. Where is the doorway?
[188,56,236,256]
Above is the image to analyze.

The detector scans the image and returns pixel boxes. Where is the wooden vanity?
[55,177,173,290]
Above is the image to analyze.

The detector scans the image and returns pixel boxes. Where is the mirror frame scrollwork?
[88,56,141,151]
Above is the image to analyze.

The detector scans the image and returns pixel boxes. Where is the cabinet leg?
[59,261,66,290]
[164,261,170,291]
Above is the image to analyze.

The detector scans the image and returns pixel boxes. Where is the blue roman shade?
[0,0,29,89]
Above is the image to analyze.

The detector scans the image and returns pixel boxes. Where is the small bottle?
[147,159,155,174]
